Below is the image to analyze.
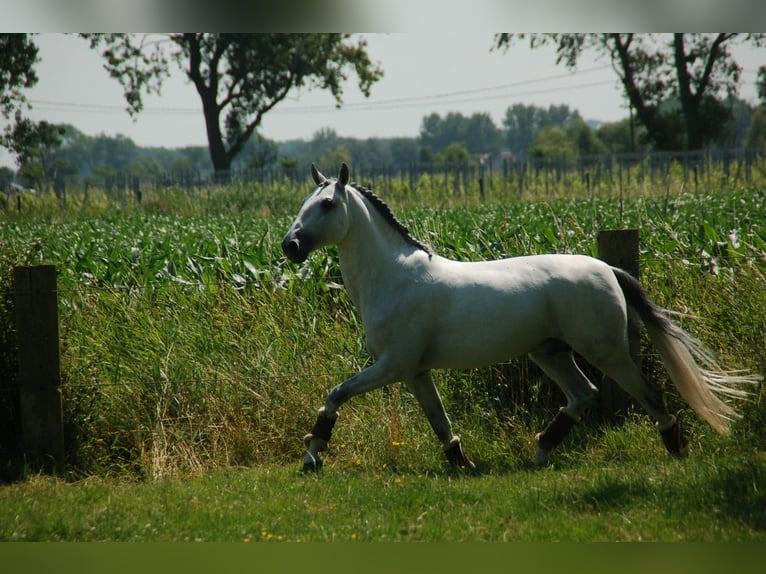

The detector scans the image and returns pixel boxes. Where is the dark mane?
[349,182,434,257]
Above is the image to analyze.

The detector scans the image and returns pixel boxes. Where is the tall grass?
[1,168,764,479]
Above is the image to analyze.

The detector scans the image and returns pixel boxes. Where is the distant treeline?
[1,99,763,193]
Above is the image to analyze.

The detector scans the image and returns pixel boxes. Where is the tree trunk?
[673,33,732,150]
[183,33,233,176]
[610,34,664,149]
[673,34,702,150]
[200,93,232,175]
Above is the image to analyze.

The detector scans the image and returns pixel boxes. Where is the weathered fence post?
[597,229,640,418]
[13,265,64,474]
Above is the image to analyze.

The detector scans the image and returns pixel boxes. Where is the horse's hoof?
[444,440,476,471]
[659,416,689,458]
[535,447,551,467]
[302,454,323,473]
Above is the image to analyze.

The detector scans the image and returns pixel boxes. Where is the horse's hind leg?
[592,352,689,457]
[404,371,475,469]
[529,344,599,466]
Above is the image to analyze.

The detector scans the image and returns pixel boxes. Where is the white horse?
[282,163,757,472]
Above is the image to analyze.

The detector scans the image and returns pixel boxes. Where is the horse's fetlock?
[309,412,337,443]
[536,408,578,453]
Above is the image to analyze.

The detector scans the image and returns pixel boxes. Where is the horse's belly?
[421,338,534,370]
[420,304,553,370]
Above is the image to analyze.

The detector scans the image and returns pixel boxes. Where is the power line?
[292,81,617,114]
[28,63,765,119]
[27,66,617,117]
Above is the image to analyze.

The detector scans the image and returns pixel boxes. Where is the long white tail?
[612,267,760,435]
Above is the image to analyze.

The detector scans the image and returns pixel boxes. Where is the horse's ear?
[311,163,326,186]
[338,163,350,187]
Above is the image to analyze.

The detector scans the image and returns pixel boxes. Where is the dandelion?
[244,536,252,543]
[351,533,358,540]
[391,440,404,447]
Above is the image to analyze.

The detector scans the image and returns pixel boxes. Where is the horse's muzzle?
[282,232,310,264]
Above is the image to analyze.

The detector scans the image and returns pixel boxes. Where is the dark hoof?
[660,417,689,458]
[444,441,476,471]
[535,445,551,467]
[302,454,323,473]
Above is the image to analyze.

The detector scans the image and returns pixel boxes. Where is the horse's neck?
[337,191,414,310]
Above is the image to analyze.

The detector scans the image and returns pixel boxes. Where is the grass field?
[2,422,765,542]
[1,168,765,542]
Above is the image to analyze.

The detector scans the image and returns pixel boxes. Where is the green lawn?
[3,423,764,542]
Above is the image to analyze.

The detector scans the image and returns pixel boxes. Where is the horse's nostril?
[282,237,306,263]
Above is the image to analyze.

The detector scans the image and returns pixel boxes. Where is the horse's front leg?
[303,357,400,472]
[405,371,475,470]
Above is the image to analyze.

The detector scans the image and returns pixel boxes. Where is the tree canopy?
[419,111,503,157]
[84,33,383,173]
[495,33,766,150]
[0,34,39,119]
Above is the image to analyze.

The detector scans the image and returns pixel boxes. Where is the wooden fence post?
[13,265,64,474]
[597,229,641,418]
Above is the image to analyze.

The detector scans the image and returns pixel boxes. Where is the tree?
[503,103,582,157]
[746,66,766,149]
[596,118,648,154]
[2,115,69,189]
[566,118,606,156]
[0,166,14,191]
[503,104,540,156]
[0,34,38,119]
[237,133,279,171]
[1,34,43,170]
[419,111,502,156]
[495,33,766,150]
[436,142,472,164]
[529,126,576,157]
[84,34,383,174]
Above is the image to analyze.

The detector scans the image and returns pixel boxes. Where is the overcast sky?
[1,32,764,169]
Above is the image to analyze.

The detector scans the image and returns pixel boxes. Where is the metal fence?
[148,147,766,193]
[6,147,766,206]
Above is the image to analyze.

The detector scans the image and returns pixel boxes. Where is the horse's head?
[282,163,351,264]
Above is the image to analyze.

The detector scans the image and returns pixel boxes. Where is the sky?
[1,32,764,169]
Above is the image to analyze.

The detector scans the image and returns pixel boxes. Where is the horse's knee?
[567,386,598,418]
